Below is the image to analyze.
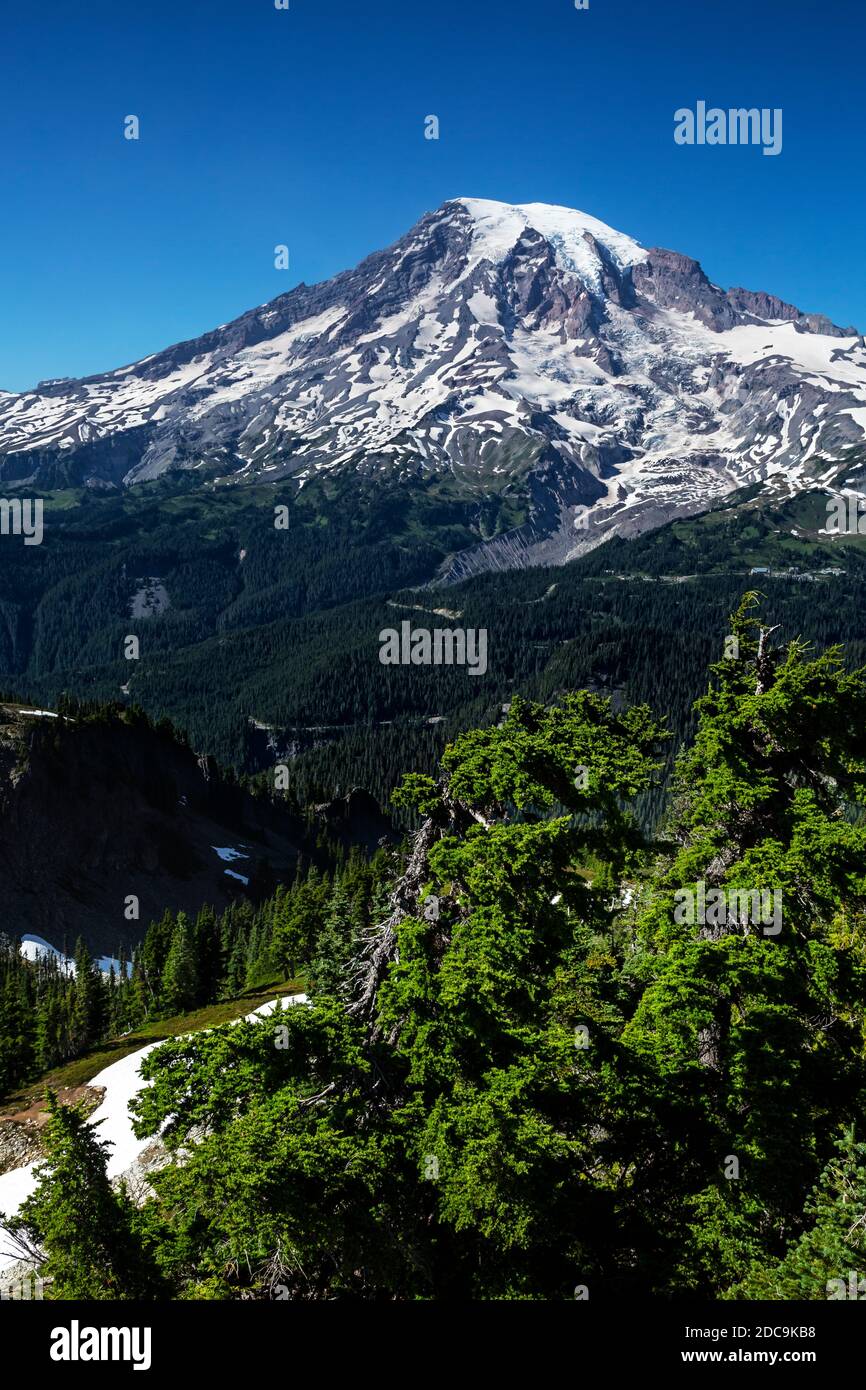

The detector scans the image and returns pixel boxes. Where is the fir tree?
[161,913,200,1015]
[5,1094,164,1300]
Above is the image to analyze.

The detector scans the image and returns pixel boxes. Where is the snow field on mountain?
[0,198,863,548]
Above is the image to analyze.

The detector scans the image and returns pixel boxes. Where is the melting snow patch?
[19,935,74,974]
[19,936,131,979]
[0,994,309,1271]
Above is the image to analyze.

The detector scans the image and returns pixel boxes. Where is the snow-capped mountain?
[2,196,865,571]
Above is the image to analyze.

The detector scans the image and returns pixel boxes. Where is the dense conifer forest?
[2,478,865,828]
[0,848,390,1104]
[4,596,866,1301]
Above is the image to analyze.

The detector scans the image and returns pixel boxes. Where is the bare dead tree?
[755,624,781,696]
[347,779,499,1036]
[0,1216,45,1269]
[348,811,441,1026]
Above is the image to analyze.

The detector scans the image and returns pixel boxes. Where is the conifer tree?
[728,1128,866,1299]
[625,595,866,1289]
[4,1095,164,1300]
[70,940,107,1055]
[0,968,37,1095]
[161,913,200,1015]
[194,905,222,1005]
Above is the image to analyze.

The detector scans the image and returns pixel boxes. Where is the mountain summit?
[2,197,864,570]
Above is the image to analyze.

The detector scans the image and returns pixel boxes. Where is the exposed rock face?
[0,1120,42,1175]
[0,706,311,955]
[633,248,740,330]
[0,1085,105,1174]
[632,250,855,337]
[0,197,863,572]
[312,788,396,854]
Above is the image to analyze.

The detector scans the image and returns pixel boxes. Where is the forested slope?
[4,599,866,1301]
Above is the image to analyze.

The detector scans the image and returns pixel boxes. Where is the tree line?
[0,846,392,1104]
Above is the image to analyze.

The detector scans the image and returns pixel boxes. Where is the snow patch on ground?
[19,936,130,979]
[0,995,309,1270]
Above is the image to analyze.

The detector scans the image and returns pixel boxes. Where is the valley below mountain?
[2,198,866,962]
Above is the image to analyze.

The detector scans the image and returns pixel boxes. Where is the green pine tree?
[161,913,200,1015]
[4,1094,164,1299]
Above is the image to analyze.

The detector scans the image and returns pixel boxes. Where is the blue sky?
[1,0,863,390]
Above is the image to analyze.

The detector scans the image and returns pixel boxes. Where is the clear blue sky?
[1,0,863,391]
